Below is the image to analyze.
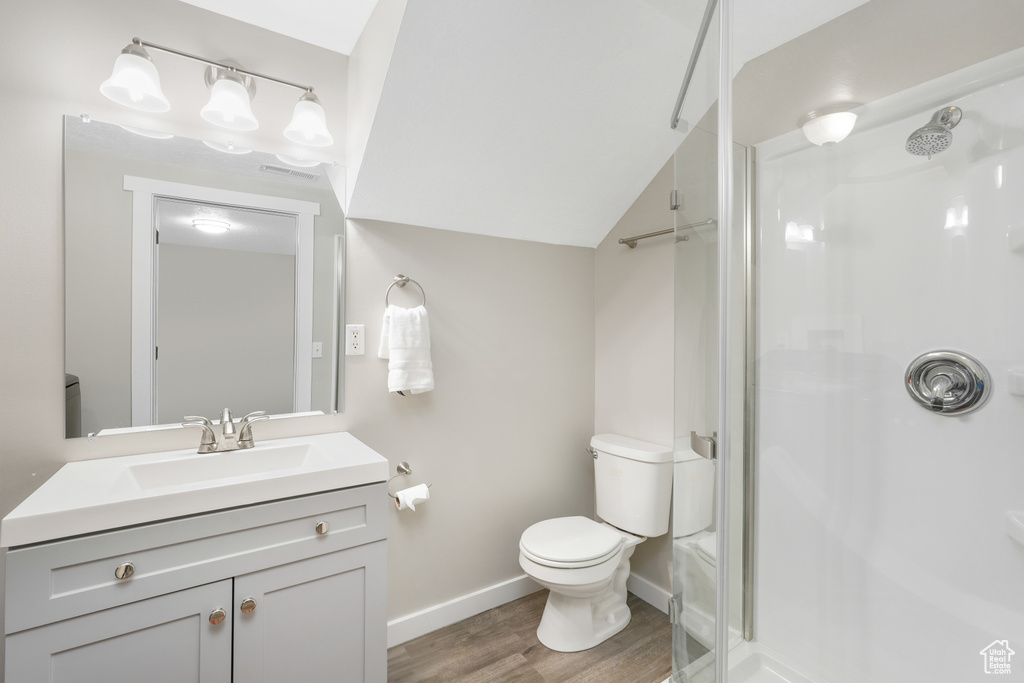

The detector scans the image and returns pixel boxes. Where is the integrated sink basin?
[124,442,320,491]
[1,432,389,548]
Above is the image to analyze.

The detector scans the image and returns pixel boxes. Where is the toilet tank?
[592,434,673,537]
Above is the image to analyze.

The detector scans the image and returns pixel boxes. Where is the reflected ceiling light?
[99,43,170,113]
[193,219,231,234]
[100,38,334,147]
[118,125,174,140]
[202,140,252,155]
[802,111,858,146]
[275,154,321,168]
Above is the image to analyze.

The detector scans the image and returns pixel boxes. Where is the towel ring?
[385,274,426,307]
[386,461,432,498]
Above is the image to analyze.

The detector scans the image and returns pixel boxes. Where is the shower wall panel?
[754,57,1024,682]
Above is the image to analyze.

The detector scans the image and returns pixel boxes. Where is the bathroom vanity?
[1,432,389,682]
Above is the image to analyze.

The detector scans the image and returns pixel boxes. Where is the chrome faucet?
[218,408,239,450]
[183,408,269,453]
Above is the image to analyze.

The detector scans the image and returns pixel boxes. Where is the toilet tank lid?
[591,434,672,463]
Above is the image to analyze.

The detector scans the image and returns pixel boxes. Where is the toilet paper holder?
[386,462,432,498]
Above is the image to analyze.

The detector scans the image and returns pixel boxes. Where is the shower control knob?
[905,350,990,416]
[114,562,135,580]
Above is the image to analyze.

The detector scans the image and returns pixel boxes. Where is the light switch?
[312,342,323,358]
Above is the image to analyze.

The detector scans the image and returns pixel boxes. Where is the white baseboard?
[387,572,671,648]
[387,574,542,647]
[626,572,671,614]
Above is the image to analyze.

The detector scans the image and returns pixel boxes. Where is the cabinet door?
[233,540,387,683]
[5,579,232,683]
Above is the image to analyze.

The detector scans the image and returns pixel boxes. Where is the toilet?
[518,434,673,652]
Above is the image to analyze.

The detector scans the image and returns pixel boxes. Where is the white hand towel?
[378,305,434,394]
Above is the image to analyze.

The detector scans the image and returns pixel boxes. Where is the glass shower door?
[670,127,748,683]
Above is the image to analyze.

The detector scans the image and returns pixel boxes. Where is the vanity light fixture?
[192,218,231,234]
[100,38,334,147]
[200,68,259,131]
[99,43,170,113]
[801,111,858,146]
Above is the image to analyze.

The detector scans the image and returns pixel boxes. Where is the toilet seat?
[520,517,623,569]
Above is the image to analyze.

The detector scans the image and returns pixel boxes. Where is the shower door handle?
[690,431,716,460]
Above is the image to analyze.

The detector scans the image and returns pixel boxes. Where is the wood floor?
[387,591,674,683]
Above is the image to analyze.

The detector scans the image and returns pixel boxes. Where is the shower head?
[906,106,962,159]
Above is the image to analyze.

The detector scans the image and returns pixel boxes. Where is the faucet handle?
[183,417,218,453]
[237,412,270,448]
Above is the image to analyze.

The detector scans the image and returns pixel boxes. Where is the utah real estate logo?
[980,640,1014,675]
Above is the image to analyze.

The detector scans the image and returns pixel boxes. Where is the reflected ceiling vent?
[258,163,321,182]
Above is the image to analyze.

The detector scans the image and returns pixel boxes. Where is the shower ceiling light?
[100,38,334,147]
[802,111,857,146]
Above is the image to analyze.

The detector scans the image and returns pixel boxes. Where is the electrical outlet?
[346,324,365,356]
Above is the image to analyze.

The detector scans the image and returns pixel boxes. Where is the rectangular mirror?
[64,116,345,438]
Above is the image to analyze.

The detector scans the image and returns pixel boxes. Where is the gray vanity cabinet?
[4,483,387,683]
[6,579,234,682]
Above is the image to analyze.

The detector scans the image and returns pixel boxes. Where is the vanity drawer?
[5,483,386,634]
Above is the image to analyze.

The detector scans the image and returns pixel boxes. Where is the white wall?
[755,57,1024,682]
[346,219,595,620]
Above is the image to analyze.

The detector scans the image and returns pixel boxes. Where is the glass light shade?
[284,93,334,147]
[201,74,259,131]
[802,111,857,146]
[100,50,170,113]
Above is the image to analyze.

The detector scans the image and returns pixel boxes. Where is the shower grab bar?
[670,0,719,130]
[619,218,715,248]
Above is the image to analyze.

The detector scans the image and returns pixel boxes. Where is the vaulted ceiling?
[181,0,874,247]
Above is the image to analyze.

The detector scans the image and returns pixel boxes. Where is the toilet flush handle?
[585,446,598,459]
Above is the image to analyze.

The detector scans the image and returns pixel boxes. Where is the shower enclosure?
[670,1,1024,681]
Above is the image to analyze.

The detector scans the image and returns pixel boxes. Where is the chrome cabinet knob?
[240,597,257,614]
[315,520,329,535]
[209,608,227,625]
[114,562,135,580]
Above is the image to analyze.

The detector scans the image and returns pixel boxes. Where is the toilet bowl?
[519,516,643,652]
[518,434,674,652]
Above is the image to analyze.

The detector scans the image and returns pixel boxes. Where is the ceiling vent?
[258,163,321,182]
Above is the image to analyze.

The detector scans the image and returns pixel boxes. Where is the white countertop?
[2,432,389,548]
